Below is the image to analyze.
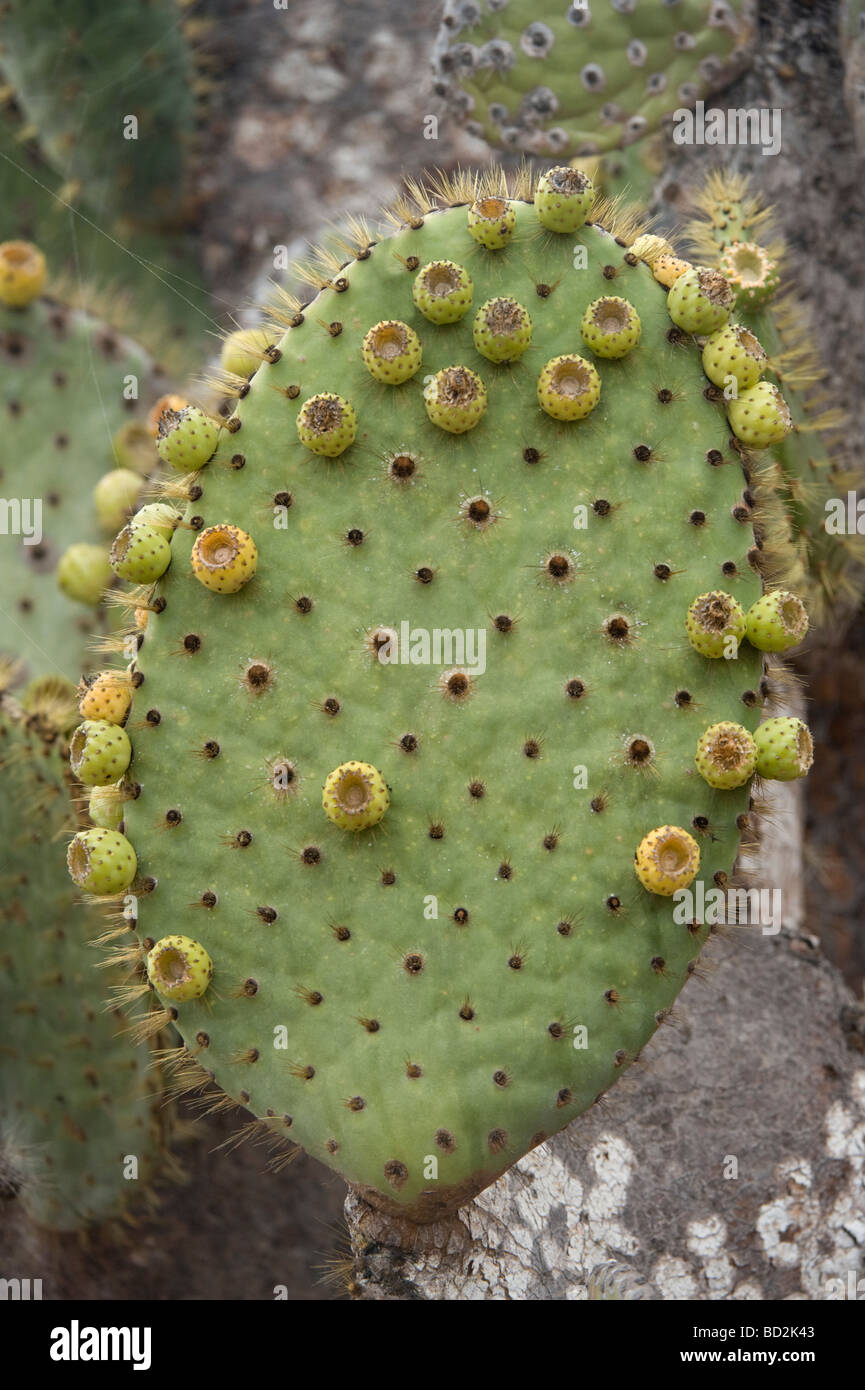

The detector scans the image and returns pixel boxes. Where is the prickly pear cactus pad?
[107,169,799,1220]
[432,0,754,157]
[0,0,197,227]
[685,171,863,625]
[0,289,164,684]
[0,682,166,1231]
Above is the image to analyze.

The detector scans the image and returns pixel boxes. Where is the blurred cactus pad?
[103,167,804,1220]
[0,275,165,685]
[0,681,168,1231]
[432,0,755,157]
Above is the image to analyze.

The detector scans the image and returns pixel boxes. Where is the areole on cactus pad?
[76,167,811,1220]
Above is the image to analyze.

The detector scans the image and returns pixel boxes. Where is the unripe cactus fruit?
[87,785,125,831]
[296,393,358,457]
[424,365,488,432]
[727,382,792,448]
[534,166,593,233]
[634,826,700,897]
[580,296,641,359]
[110,523,172,585]
[718,242,780,309]
[744,590,809,652]
[0,240,46,306]
[66,827,137,894]
[190,524,258,594]
[667,266,733,334]
[537,354,601,420]
[686,590,746,659]
[113,421,157,475]
[695,721,757,790]
[69,719,132,786]
[322,761,390,831]
[412,260,473,324]
[701,323,766,391]
[220,327,273,378]
[754,717,814,782]
[78,671,131,725]
[93,469,143,533]
[56,543,113,607]
[472,297,532,362]
[156,405,220,471]
[361,320,423,384]
[467,196,516,249]
[130,502,181,540]
[146,936,213,1003]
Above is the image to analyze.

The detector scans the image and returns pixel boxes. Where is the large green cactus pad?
[0,295,164,684]
[432,0,754,157]
[115,176,779,1218]
[0,689,165,1230]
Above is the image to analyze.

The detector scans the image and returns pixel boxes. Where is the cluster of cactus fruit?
[64,165,814,1219]
[0,240,168,686]
[431,0,754,157]
[683,171,863,626]
[0,671,167,1230]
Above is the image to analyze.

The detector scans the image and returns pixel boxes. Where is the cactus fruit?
[109,524,173,585]
[580,296,641,359]
[94,469,144,533]
[473,297,533,363]
[69,720,132,787]
[220,328,274,380]
[431,0,754,157]
[145,937,213,1003]
[412,261,473,324]
[0,266,166,683]
[66,827,138,895]
[754,716,814,782]
[0,240,47,307]
[667,266,733,335]
[78,671,132,725]
[362,321,423,384]
[695,721,757,790]
[156,405,220,472]
[685,170,863,626]
[190,525,258,594]
[424,364,488,432]
[0,681,166,1230]
[322,762,390,832]
[701,323,766,391]
[535,166,593,232]
[744,590,808,653]
[94,168,807,1220]
[467,195,517,249]
[685,590,745,659]
[296,394,359,457]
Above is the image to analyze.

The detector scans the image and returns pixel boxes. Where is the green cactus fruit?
[744,590,809,653]
[130,502,181,541]
[0,0,197,228]
[56,544,114,608]
[361,321,423,384]
[67,826,138,895]
[467,195,516,249]
[754,716,814,782]
[537,354,601,420]
[113,421,158,476]
[155,405,220,472]
[0,685,166,1231]
[534,166,593,232]
[580,296,642,359]
[0,275,166,683]
[220,328,274,379]
[145,936,213,1003]
[667,266,733,335]
[69,720,132,787]
[296,393,358,457]
[94,469,144,533]
[701,323,766,391]
[727,382,792,449]
[424,365,488,432]
[685,169,863,627]
[473,297,533,363]
[694,721,757,790]
[0,240,46,306]
[431,0,754,158]
[102,169,800,1220]
[87,785,125,831]
[412,260,474,324]
[110,523,172,585]
[686,590,746,659]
